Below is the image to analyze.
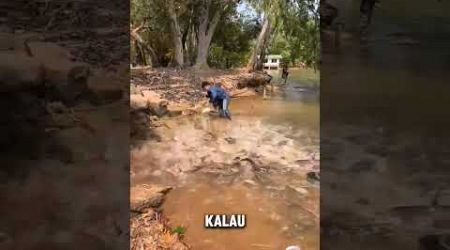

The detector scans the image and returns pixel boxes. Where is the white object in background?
[286,246,301,250]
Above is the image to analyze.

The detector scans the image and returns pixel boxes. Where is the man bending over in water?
[202,81,232,120]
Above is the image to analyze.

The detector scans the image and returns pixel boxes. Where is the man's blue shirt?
[207,86,229,105]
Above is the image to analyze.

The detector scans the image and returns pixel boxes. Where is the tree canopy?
[130,0,320,69]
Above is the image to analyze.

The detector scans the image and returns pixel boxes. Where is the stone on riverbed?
[27,42,90,105]
[130,185,172,213]
[286,185,309,195]
[86,72,123,105]
[306,172,320,186]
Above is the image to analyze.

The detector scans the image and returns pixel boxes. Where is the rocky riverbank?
[130,67,273,142]
[0,26,132,248]
[131,90,320,248]
[130,185,188,250]
[129,67,280,248]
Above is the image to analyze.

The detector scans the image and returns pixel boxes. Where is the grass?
[171,225,187,237]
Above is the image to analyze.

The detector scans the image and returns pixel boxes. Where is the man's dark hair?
[201,81,211,89]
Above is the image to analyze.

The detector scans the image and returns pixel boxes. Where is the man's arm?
[206,90,212,103]
[207,88,218,103]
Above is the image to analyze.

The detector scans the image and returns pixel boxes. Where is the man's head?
[201,81,212,91]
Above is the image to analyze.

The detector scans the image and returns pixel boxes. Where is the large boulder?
[27,41,75,61]
[27,42,90,105]
[130,90,171,117]
[130,94,150,111]
[52,65,90,105]
[0,52,45,92]
[86,72,124,105]
[130,185,172,213]
[166,102,193,117]
[46,127,100,163]
[130,90,162,110]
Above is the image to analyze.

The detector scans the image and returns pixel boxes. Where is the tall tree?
[208,11,258,68]
[194,0,237,69]
[246,0,284,71]
[131,23,157,66]
[167,0,184,67]
[285,0,320,69]
[246,0,320,71]
[247,16,273,71]
[131,0,174,66]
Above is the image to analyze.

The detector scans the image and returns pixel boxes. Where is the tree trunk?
[194,0,222,69]
[131,24,157,67]
[257,44,267,71]
[135,41,149,66]
[168,0,184,67]
[196,36,210,68]
[185,27,196,66]
[247,17,272,72]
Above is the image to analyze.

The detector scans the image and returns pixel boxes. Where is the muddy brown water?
[131,69,319,250]
[319,1,450,248]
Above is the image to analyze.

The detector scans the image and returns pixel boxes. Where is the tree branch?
[207,8,222,36]
[198,0,211,34]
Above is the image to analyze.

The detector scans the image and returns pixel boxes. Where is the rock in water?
[202,107,212,114]
[307,171,320,186]
[27,41,74,61]
[224,137,237,144]
[53,65,90,106]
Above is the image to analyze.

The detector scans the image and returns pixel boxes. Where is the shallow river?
[131,68,320,250]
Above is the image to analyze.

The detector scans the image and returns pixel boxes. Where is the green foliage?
[207,11,258,68]
[171,225,187,236]
[267,0,320,69]
[131,0,173,66]
[244,0,320,69]
[130,0,319,69]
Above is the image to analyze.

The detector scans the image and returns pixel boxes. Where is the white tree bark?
[247,17,272,72]
[168,0,184,67]
[194,0,223,69]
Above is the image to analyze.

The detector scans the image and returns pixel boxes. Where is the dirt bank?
[128,67,280,248]
[130,67,273,141]
[131,88,320,249]
[0,1,134,247]
[130,185,188,250]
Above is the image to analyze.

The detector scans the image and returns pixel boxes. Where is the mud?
[0,1,129,248]
[131,68,320,249]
